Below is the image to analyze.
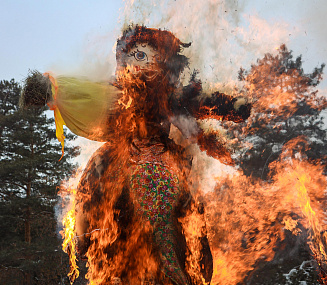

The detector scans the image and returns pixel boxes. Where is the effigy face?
[123,42,163,81]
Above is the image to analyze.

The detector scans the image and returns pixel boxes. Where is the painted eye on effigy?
[134,51,147,61]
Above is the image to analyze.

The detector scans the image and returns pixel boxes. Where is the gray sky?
[0,0,123,81]
[1,0,326,91]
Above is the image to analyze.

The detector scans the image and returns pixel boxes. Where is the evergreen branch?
[7,182,27,191]
[0,264,25,273]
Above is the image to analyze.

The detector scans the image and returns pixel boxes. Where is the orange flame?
[60,186,79,284]
[200,155,327,284]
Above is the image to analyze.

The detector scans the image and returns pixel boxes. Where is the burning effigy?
[21,22,327,285]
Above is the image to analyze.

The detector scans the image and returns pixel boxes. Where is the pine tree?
[0,79,80,284]
[222,45,327,284]
[229,44,327,179]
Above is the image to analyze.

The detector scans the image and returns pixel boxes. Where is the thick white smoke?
[121,0,291,92]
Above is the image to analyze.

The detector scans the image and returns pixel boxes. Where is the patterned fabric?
[130,163,190,285]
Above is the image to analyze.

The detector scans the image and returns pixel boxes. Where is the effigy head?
[116,25,190,83]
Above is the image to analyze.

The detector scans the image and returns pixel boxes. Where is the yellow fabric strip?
[54,107,66,160]
[45,73,66,160]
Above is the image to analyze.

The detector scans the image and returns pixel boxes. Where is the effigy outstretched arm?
[170,78,252,164]
[20,71,123,155]
[185,91,251,123]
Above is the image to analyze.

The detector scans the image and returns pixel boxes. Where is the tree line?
[0,79,80,284]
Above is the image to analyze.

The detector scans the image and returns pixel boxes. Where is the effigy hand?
[20,70,52,108]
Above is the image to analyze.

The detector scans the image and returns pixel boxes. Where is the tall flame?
[60,186,79,284]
